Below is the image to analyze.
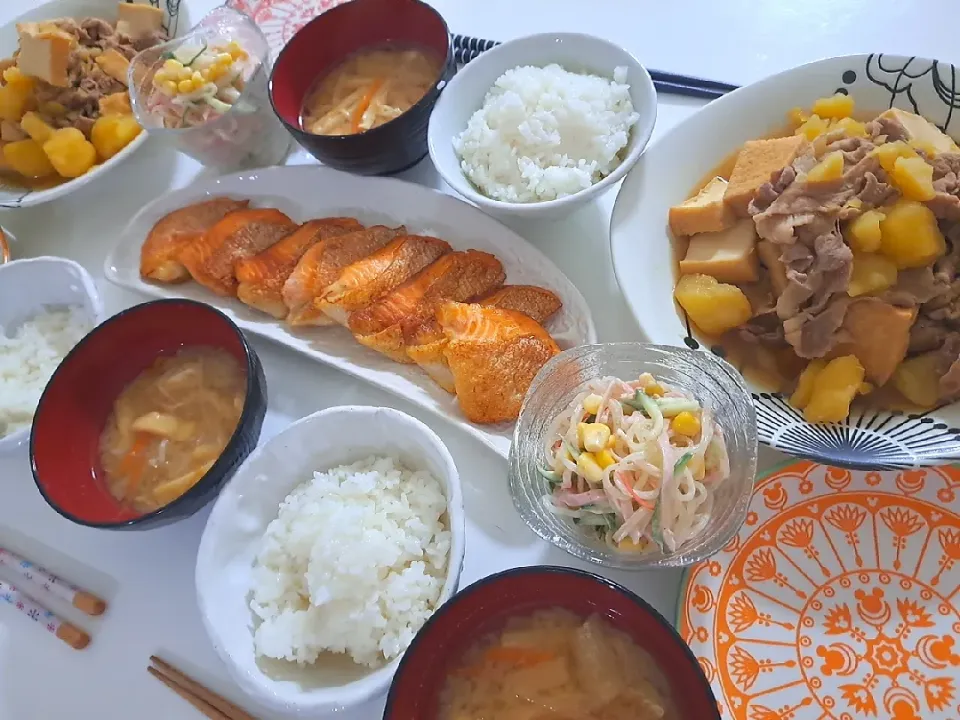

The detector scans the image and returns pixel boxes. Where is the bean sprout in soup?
[300,44,443,136]
[99,347,246,514]
[439,608,678,720]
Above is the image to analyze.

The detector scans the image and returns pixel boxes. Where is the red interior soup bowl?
[384,566,720,720]
[30,299,267,531]
[269,0,454,175]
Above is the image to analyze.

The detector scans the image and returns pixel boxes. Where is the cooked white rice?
[453,64,639,203]
[250,455,451,668]
[0,306,91,438]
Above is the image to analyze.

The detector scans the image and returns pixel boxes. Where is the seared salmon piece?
[313,234,451,326]
[284,225,405,327]
[407,285,563,392]
[139,197,249,283]
[350,250,505,362]
[437,302,560,424]
[179,208,296,297]
[235,217,362,318]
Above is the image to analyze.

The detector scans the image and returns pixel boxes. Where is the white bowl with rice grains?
[195,405,465,716]
[0,256,103,452]
[428,33,657,221]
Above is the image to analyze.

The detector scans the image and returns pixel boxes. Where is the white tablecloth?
[0,0,956,717]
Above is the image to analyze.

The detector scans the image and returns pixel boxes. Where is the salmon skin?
[235,217,363,318]
[407,285,563,392]
[312,234,451,327]
[179,208,297,296]
[350,250,505,362]
[140,197,249,283]
[436,301,560,423]
[283,225,406,327]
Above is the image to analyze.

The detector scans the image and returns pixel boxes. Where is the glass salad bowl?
[128,6,290,173]
[509,343,759,570]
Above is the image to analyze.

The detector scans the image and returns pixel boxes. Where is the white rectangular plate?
[104,165,597,458]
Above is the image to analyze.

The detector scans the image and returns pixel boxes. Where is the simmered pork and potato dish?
[670,95,960,422]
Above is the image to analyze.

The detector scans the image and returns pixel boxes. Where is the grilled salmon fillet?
[408,285,563,392]
[235,217,363,318]
[140,197,249,283]
[179,208,296,297]
[313,234,451,326]
[284,225,405,327]
[436,302,560,424]
[350,250,505,362]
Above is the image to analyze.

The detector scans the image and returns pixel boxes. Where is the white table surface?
[1,1,957,718]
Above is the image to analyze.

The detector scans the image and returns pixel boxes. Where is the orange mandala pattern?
[680,462,960,720]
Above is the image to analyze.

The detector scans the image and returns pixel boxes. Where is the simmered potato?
[812,93,855,119]
[19,111,54,144]
[2,138,54,178]
[833,117,867,137]
[91,114,141,161]
[846,209,885,253]
[791,360,826,409]
[674,273,752,336]
[42,128,97,178]
[0,83,32,123]
[872,141,917,174]
[889,156,935,201]
[797,355,866,423]
[796,113,829,141]
[848,253,898,297]
[892,353,940,408]
[879,199,946,268]
[807,151,844,184]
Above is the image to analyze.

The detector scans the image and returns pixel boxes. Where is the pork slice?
[739,309,786,345]
[932,152,960,180]
[924,280,960,323]
[910,317,951,354]
[935,335,960,402]
[866,116,910,143]
[927,193,960,220]
[784,297,852,358]
[827,136,876,165]
[883,267,951,308]
[934,172,959,195]
[859,172,898,206]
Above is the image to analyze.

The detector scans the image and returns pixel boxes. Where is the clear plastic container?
[509,343,759,570]
[128,6,291,173]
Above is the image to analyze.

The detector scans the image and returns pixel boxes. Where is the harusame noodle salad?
[541,372,730,553]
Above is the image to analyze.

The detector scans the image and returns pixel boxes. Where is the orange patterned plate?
[679,462,960,720]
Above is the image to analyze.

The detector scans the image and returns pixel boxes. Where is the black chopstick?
[451,33,737,100]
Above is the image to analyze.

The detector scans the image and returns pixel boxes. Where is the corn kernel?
[164,58,183,70]
[191,71,203,83]
[578,422,611,453]
[606,434,617,449]
[178,67,192,80]
[644,383,664,397]
[217,52,233,64]
[576,452,605,485]
[689,454,706,481]
[160,80,177,95]
[177,79,192,93]
[672,411,702,437]
[582,393,602,415]
[594,449,616,470]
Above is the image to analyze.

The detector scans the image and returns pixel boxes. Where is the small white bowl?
[0,256,104,453]
[195,406,466,717]
[428,32,657,222]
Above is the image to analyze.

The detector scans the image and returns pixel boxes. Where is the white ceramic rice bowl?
[195,405,465,716]
[428,32,657,222]
[0,256,103,453]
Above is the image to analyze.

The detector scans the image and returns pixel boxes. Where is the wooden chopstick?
[653,79,726,101]
[148,656,257,720]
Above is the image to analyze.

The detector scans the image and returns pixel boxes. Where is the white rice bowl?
[454,64,640,203]
[250,455,451,669]
[0,306,91,438]
[195,406,465,716]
